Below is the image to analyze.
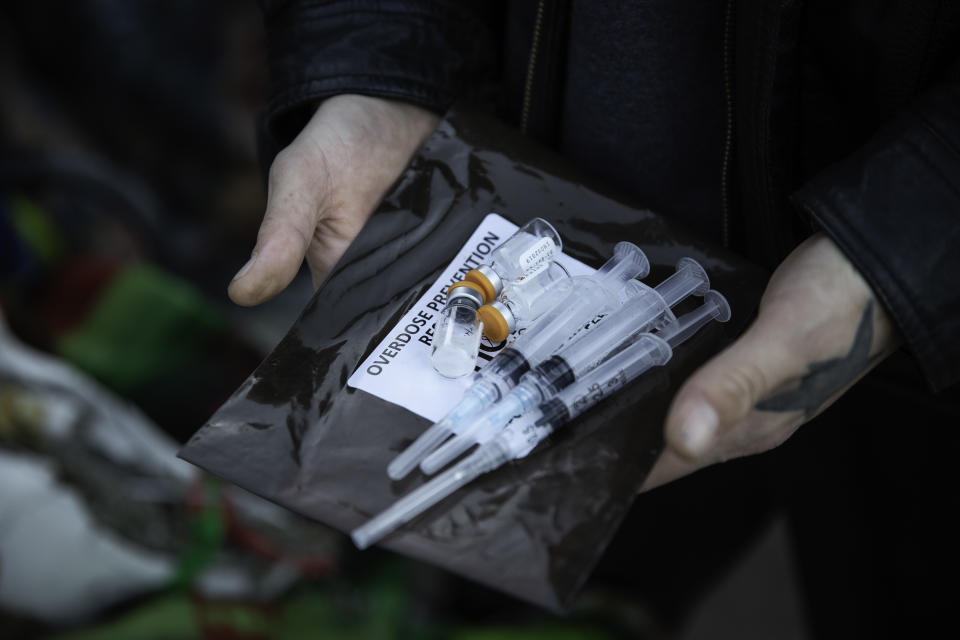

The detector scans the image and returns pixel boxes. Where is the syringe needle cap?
[387,421,453,480]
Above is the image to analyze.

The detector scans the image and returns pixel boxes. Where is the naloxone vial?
[464,217,562,303]
[431,281,487,378]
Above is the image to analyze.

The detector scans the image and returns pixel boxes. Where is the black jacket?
[259,0,960,392]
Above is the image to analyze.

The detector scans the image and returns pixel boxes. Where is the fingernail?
[231,253,257,282]
[678,402,718,457]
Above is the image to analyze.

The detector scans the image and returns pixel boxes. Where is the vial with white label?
[464,217,562,304]
[431,281,487,378]
[477,261,573,343]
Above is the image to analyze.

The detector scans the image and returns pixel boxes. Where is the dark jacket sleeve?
[792,78,960,392]
[258,0,500,157]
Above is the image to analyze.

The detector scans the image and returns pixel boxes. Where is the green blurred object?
[38,564,639,640]
[450,628,609,640]
[171,478,227,591]
[8,194,64,264]
[56,263,224,393]
[43,595,199,640]
[278,562,432,640]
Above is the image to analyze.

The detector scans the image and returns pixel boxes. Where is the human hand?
[228,94,440,305]
[642,233,900,490]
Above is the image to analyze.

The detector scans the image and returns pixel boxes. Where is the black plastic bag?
[179,110,768,612]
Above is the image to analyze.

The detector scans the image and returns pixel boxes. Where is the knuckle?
[270,146,330,191]
[268,148,298,183]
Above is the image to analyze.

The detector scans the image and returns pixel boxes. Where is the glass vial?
[464,217,562,303]
[431,282,486,378]
[477,261,573,342]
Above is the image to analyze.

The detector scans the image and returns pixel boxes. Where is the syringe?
[418,258,710,474]
[351,292,730,549]
[351,334,671,550]
[386,242,650,480]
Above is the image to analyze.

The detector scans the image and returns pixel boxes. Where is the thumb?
[664,319,800,460]
[228,148,324,306]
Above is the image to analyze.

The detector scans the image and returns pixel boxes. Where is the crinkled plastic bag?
[179,110,767,612]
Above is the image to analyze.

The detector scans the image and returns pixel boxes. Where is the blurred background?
[0,2,808,638]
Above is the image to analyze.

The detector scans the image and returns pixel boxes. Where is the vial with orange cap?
[430,281,487,378]
[464,218,562,303]
[476,261,573,343]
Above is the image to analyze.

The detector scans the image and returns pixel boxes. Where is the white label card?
[347,213,593,422]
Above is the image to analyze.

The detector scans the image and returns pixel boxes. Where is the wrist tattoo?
[756,299,879,418]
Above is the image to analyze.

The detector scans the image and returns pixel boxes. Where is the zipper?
[720,0,735,248]
[521,0,547,135]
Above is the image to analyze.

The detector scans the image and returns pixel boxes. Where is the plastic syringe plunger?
[655,258,710,307]
[663,290,731,348]
[594,241,650,287]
